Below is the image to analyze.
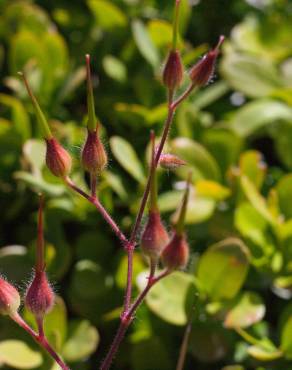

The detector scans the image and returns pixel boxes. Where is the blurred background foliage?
[1,0,292,369]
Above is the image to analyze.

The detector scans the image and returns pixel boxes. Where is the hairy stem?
[100,269,170,370]
[12,313,70,370]
[65,177,128,246]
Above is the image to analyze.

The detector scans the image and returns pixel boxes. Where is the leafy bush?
[1,0,292,369]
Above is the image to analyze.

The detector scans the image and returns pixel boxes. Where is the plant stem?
[176,310,194,370]
[90,173,97,199]
[100,269,170,370]
[65,177,128,246]
[11,313,70,370]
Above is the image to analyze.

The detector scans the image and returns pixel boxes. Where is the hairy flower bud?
[159,153,186,170]
[81,129,108,174]
[25,270,54,317]
[45,138,72,178]
[141,211,169,259]
[162,50,184,90]
[0,277,20,316]
[161,232,189,270]
[189,35,224,87]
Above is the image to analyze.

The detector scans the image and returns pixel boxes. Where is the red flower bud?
[162,50,184,90]
[141,211,169,260]
[159,153,186,170]
[25,270,54,318]
[189,35,224,87]
[161,232,189,270]
[45,138,72,178]
[81,129,108,175]
[0,277,21,316]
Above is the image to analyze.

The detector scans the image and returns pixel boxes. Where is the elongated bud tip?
[161,232,189,270]
[81,129,108,175]
[85,54,98,132]
[141,211,170,260]
[18,71,53,139]
[45,138,72,178]
[189,35,225,87]
[25,270,54,318]
[0,277,21,316]
[162,50,184,90]
[159,153,186,170]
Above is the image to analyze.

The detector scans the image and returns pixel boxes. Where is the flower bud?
[0,277,21,316]
[189,35,224,87]
[81,129,108,174]
[141,211,169,259]
[162,50,184,90]
[25,270,54,318]
[159,153,186,170]
[45,138,72,178]
[161,232,189,270]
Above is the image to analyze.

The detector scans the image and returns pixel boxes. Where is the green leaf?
[23,139,46,172]
[197,238,250,300]
[0,94,31,140]
[239,150,266,189]
[224,292,265,328]
[221,367,245,370]
[281,315,292,358]
[137,271,195,325]
[221,51,282,98]
[0,340,43,369]
[148,20,173,48]
[228,100,292,138]
[247,339,283,361]
[88,0,127,30]
[14,171,65,196]
[172,137,221,181]
[235,202,269,248]
[63,320,99,362]
[110,136,145,183]
[103,55,127,83]
[132,19,160,68]
[240,176,276,226]
[276,174,292,220]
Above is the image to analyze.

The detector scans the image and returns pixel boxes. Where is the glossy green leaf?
[228,100,292,138]
[224,292,265,328]
[221,51,282,98]
[240,176,276,226]
[110,136,145,183]
[0,94,31,140]
[281,315,292,358]
[132,19,160,68]
[88,0,127,29]
[247,339,283,361]
[103,55,127,83]
[197,238,250,300]
[276,174,292,220]
[23,139,46,172]
[239,151,266,189]
[63,320,99,362]
[235,202,270,248]
[0,340,42,369]
[172,137,221,181]
[137,271,195,325]
[190,323,232,363]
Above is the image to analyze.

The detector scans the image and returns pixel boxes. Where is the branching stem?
[11,313,70,370]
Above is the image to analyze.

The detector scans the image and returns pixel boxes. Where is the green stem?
[172,0,181,50]
[85,54,97,132]
[18,72,52,139]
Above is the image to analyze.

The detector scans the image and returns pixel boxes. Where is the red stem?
[65,177,128,246]
[100,269,170,370]
[11,313,70,370]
